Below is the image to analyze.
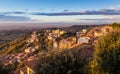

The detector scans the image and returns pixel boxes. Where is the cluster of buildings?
[52,29,90,50]
[0,32,40,73]
[25,32,39,53]
[0,26,113,74]
[52,26,113,50]
[47,29,66,41]
[11,29,92,74]
[86,26,113,45]
[12,57,37,74]
[53,36,77,50]
[1,52,38,66]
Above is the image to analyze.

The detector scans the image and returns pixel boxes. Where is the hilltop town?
[0,24,113,74]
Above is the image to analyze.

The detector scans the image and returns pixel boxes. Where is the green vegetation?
[0,62,10,74]
[5,36,28,55]
[35,45,92,74]
[37,30,54,52]
[111,23,120,29]
[35,25,120,74]
[0,35,28,55]
[88,30,120,74]
[38,31,48,51]
[60,32,76,39]
[0,42,9,51]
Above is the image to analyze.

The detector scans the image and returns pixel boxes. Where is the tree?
[0,62,9,74]
[35,46,91,74]
[88,30,120,74]
[111,23,120,29]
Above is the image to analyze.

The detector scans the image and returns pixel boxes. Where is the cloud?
[77,18,107,20]
[109,5,120,10]
[76,15,120,24]
[0,14,30,21]
[39,8,44,10]
[2,8,120,16]
[50,9,55,11]
[63,9,69,12]
[0,8,120,24]
[31,9,120,16]
[3,11,26,15]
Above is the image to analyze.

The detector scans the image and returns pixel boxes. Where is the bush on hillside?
[111,23,120,29]
[88,30,120,74]
[0,62,10,74]
[35,46,92,74]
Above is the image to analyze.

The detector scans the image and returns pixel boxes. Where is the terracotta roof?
[23,60,37,70]
[12,67,27,74]
[13,60,37,74]
[80,45,94,57]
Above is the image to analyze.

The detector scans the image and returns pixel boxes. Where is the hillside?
[0,24,116,74]
[61,24,106,32]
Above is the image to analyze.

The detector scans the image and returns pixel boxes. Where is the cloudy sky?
[0,0,120,24]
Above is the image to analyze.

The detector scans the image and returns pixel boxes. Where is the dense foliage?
[111,23,120,29]
[38,30,50,51]
[35,46,92,74]
[88,29,120,74]
[0,62,10,74]
[60,32,76,39]
[0,35,28,55]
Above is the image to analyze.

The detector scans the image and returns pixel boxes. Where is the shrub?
[35,46,92,74]
[0,62,10,74]
[111,23,120,29]
[89,30,120,74]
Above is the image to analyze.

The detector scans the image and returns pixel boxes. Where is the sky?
[0,0,120,24]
